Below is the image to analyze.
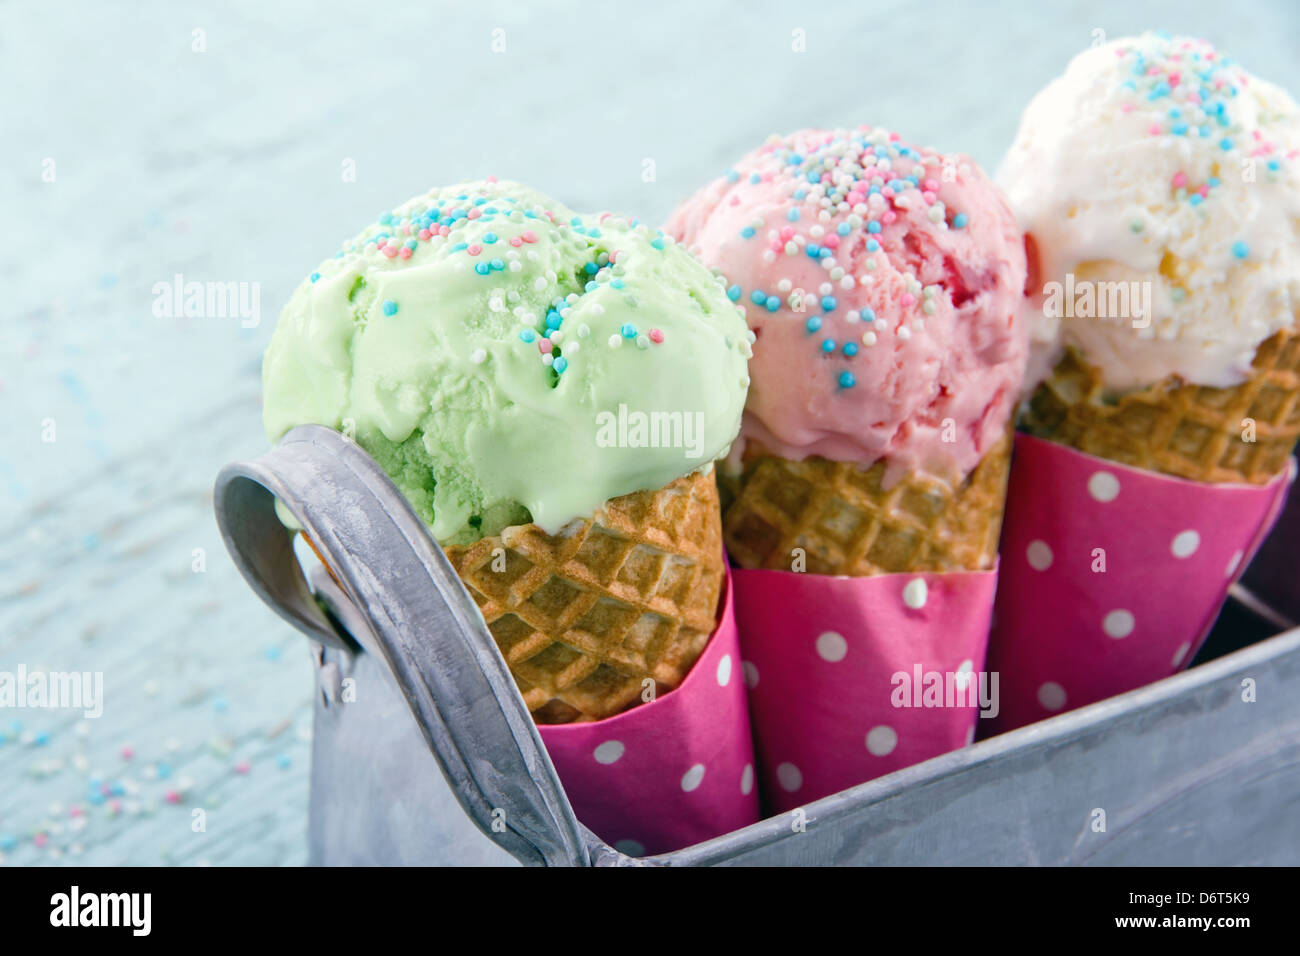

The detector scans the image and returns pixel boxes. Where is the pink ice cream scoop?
[668,126,1028,482]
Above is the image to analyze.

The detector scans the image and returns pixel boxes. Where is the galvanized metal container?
[215,426,1300,866]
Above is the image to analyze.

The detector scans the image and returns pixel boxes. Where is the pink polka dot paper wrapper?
[733,566,998,814]
[985,434,1293,736]
[537,570,760,857]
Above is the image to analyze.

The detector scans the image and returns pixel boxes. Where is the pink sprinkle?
[509,236,522,247]
[729,195,741,206]
[33,833,48,848]
[822,234,840,249]
[538,338,552,353]
[882,211,897,225]
[398,247,412,260]
[923,178,939,192]
[881,187,895,199]
[521,231,537,243]
[121,746,134,760]
[1199,184,1210,198]
[467,208,482,220]
[648,328,664,344]
[1172,171,1187,188]
[1149,124,1162,136]
[381,245,398,258]
[1168,72,1180,86]
[1120,103,1135,113]
[418,229,431,240]
[778,226,795,241]
[922,191,936,203]
[486,175,498,183]
[438,225,450,236]
[768,240,783,253]
[467,244,482,256]
[901,293,916,308]
[109,799,122,813]
[165,790,180,804]
[235,761,250,775]
[69,805,83,818]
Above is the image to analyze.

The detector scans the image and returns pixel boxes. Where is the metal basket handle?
[214,425,594,866]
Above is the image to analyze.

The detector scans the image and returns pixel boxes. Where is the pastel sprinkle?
[648,328,664,344]
[1232,241,1250,259]
[381,300,398,316]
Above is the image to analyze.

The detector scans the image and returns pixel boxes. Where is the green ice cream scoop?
[262,179,752,545]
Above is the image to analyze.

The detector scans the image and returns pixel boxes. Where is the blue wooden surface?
[3,0,1298,866]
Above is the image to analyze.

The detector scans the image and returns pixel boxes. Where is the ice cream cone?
[1022,326,1300,485]
[721,432,1012,576]
[445,470,725,723]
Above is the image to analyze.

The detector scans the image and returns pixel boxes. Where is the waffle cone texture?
[1022,326,1300,485]
[721,433,1013,577]
[444,470,725,724]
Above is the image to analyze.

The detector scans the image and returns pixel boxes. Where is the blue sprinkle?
[475,262,490,275]
[277,755,292,770]
[725,169,740,183]
[843,342,858,357]
[805,316,822,333]
[806,244,820,258]
[726,285,742,302]
[837,223,851,237]
[264,646,282,662]
[1189,194,1203,206]
[451,242,468,252]
[740,227,756,239]
[650,237,666,250]
[953,213,968,229]
[866,239,880,252]
[749,172,761,184]
[156,762,173,780]
[553,356,568,373]
[588,227,601,238]
[786,208,801,222]
[1268,160,1281,171]
[309,272,321,283]
[520,329,536,343]
[584,262,599,275]
[1232,241,1250,259]
[1208,177,1221,187]
[867,221,882,234]
[0,836,15,852]
[546,311,562,330]
[750,290,767,305]
[621,323,638,339]
[483,232,498,244]
[821,296,837,312]
[821,339,836,353]
[34,732,50,747]
[861,307,876,322]
[489,259,504,271]
[611,278,625,289]
[1171,123,1188,136]
[764,296,780,312]
[381,300,398,316]
[839,371,856,389]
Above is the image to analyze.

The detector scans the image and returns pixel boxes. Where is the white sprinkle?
[608,334,622,348]
[550,330,564,343]
[862,331,877,346]
[898,326,912,340]
[566,341,581,356]
[471,348,487,364]
[533,276,547,291]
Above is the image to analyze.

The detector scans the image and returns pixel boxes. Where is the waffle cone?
[1022,327,1300,485]
[444,470,725,724]
[721,433,1012,576]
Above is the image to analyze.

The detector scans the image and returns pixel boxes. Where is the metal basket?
[214,426,1300,866]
